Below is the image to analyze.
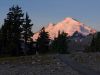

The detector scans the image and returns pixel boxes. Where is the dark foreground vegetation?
[0,5,100,57]
[0,5,69,57]
[85,32,100,52]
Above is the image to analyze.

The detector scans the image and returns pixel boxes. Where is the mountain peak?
[62,17,81,25]
[63,17,79,21]
[64,17,80,21]
[64,17,74,20]
[32,17,96,40]
[63,17,73,22]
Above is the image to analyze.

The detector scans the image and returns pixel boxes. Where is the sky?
[0,0,100,32]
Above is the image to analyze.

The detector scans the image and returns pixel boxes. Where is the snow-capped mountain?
[32,17,96,40]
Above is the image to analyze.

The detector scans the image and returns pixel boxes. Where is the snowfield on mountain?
[32,17,96,40]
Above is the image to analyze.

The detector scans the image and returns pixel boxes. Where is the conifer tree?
[1,5,24,56]
[23,13,33,43]
[22,13,34,55]
[0,27,2,54]
[91,32,100,52]
[85,32,100,52]
[36,27,50,54]
[51,31,69,54]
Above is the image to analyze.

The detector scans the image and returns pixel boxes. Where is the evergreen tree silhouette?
[0,5,24,56]
[0,27,3,54]
[22,13,34,55]
[51,31,69,54]
[90,32,100,52]
[36,27,50,54]
[85,32,100,52]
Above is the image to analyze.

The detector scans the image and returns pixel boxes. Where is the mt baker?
[32,17,96,40]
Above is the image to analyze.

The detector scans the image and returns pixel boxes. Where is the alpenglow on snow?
[32,17,96,40]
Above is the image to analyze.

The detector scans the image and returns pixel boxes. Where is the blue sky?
[0,0,100,32]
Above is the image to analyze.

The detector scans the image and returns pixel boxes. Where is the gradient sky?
[0,0,100,32]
